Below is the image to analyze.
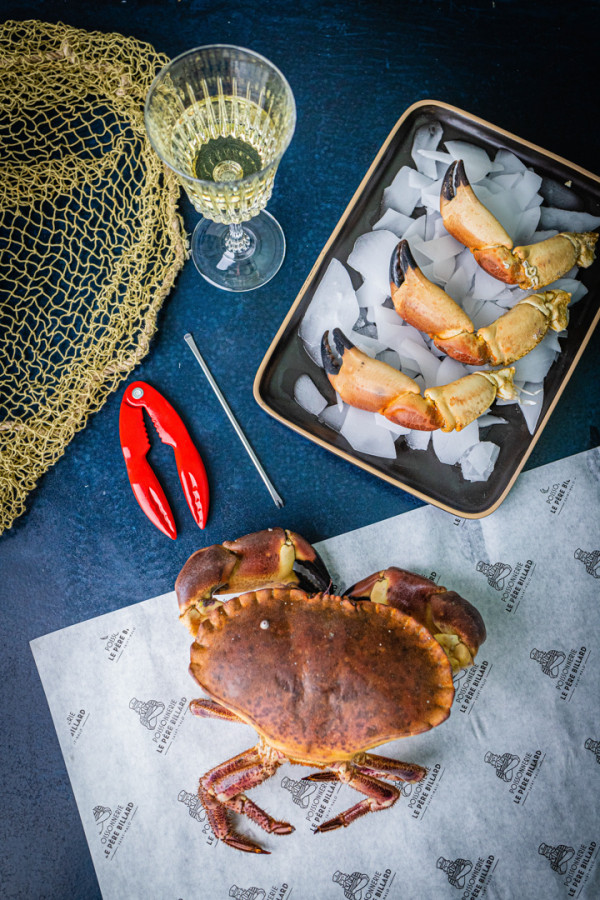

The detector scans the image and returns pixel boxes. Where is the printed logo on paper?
[100,626,135,662]
[228,887,267,900]
[454,659,491,714]
[436,854,496,895]
[280,775,317,808]
[66,708,89,744]
[539,478,574,516]
[574,547,600,578]
[129,695,188,753]
[177,789,215,847]
[484,748,544,805]
[476,558,535,613]
[585,738,600,765]
[405,763,442,820]
[332,868,395,900]
[538,839,599,896]
[280,774,341,832]
[93,801,137,860]
[530,646,589,701]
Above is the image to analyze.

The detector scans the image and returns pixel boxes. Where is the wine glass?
[145,45,296,292]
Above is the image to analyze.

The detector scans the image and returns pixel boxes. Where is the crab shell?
[189,587,455,766]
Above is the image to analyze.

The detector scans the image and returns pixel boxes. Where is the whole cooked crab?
[175,527,485,853]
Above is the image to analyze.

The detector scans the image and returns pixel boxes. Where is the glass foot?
[190,210,286,292]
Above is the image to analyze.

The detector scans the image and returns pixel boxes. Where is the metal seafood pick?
[184,333,284,508]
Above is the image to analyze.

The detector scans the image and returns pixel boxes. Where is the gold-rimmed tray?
[254,100,600,518]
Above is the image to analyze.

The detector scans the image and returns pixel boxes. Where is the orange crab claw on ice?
[440,159,598,289]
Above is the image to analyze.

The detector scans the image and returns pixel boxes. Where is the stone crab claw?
[440,159,598,289]
[390,239,571,366]
[176,527,330,636]
[321,327,517,432]
[346,567,486,672]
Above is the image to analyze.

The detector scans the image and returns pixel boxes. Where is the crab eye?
[260,620,270,630]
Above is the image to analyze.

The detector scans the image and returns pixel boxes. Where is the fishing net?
[0,20,186,533]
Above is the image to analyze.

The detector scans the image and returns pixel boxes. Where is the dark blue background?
[1,1,599,897]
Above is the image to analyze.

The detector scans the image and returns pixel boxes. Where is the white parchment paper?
[31,448,600,900]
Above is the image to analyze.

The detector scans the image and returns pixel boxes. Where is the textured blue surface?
[1,1,599,897]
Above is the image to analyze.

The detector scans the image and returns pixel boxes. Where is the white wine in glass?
[145,45,296,292]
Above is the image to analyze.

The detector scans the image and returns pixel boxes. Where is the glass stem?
[225,222,251,255]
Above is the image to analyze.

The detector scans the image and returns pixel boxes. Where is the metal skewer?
[184,332,284,508]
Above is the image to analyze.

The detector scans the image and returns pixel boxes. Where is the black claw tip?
[321,328,353,375]
[293,550,332,594]
[391,239,419,287]
[441,158,470,203]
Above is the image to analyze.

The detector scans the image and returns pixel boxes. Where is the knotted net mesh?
[0,20,187,533]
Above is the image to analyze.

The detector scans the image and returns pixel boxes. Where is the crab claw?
[346,567,486,672]
[176,528,330,636]
[390,239,572,366]
[441,159,598,289]
[322,328,517,433]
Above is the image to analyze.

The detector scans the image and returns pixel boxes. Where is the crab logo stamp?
[177,790,215,846]
[94,801,137,860]
[476,559,535,612]
[129,695,188,752]
[228,887,266,900]
[454,659,491,714]
[100,626,135,662]
[436,854,496,896]
[484,750,520,782]
[476,560,512,590]
[66,707,89,744]
[574,547,600,578]
[485,749,544,805]
[280,775,317,808]
[530,646,589,700]
[129,697,164,729]
[332,868,395,900]
[585,738,600,764]
[93,806,111,834]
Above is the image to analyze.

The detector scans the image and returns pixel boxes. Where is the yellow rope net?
[0,20,187,533]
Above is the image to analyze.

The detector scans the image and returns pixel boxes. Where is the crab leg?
[199,743,293,853]
[189,698,246,722]
[305,754,426,784]
[347,567,486,671]
[176,527,330,636]
[390,239,571,366]
[441,159,598,289]
[310,764,401,833]
[322,328,517,432]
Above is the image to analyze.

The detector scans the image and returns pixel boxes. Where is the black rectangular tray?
[254,100,600,517]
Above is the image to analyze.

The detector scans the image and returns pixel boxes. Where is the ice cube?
[433,256,456,283]
[293,374,328,416]
[347,230,399,296]
[319,403,347,433]
[472,265,508,301]
[432,420,480,466]
[405,429,431,451]
[356,278,387,309]
[374,413,411,436]
[512,334,559,383]
[435,356,470,385]
[513,169,543,210]
[351,332,388,356]
[340,406,397,458]
[372,208,414,237]
[401,338,441,387]
[490,172,521,191]
[445,141,494,183]
[476,413,508,428]
[472,185,521,237]
[382,166,421,216]
[513,205,541,245]
[411,121,444,179]
[408,169,434,190]
[420,177,445,211]
[517,382,544,434]
[539,208,600,232]
[419,233,464,262]
[298,258,360,366]
[459,441,500,482]
[493,148,526,174]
